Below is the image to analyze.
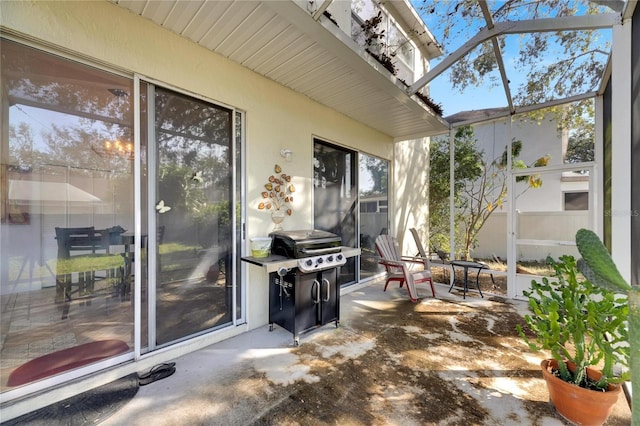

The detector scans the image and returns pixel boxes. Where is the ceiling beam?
[408,13,621,96]
[311,0,333,21]
[447,91,598,129]
[478,0,514,113]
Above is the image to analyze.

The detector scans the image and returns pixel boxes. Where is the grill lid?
[269,229,342,258]
[269,229,338,243]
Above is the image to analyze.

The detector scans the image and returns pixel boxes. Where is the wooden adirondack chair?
[375,234,435,302]
[408,228,430,269]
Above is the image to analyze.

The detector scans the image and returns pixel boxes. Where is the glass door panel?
[1,40,134,392]
[313,140,357,286]
[359,154,388,280]
[152,87,234,346]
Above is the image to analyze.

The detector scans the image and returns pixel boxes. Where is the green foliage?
[415,2,604,133]
[576,228,631,292]
[416,1,611,102]
[430,125,548,259]
[565,124,595,165]
[575,228,638,424]
[429,126,483,257]
[517,255,629,389]
[53,254,124,275]
[359,155,388,196]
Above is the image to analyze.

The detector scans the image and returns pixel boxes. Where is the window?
[314,140,357,286]
[350,0,416,82]
[358,154,389,280]
[564,192,589,211]
[360,201,377,213]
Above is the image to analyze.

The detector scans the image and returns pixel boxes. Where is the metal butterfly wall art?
[156,200,171,214]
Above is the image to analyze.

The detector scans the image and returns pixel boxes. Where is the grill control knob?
[336,254,343,261]
[327,255,334,262]
[317,257,324,264]
[305,259,313,267]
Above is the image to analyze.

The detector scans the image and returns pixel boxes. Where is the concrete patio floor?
[100,280,632,426]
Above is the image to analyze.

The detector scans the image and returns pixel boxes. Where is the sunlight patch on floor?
[248,348,319,385]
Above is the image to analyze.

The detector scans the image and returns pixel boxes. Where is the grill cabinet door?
[296,272,321,336]
[319,268,339,326]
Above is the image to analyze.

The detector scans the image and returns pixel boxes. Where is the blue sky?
[411,0,513,115]
[409,0,613,117]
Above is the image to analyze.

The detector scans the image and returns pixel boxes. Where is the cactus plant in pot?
[575,228,637,425]
[517,252,629,425]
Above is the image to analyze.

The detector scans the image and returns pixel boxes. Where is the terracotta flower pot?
[540,359,621,426]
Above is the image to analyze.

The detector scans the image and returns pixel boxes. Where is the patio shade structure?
[0,0,637,423]
[9,180,104,206]
[111,0,449,141]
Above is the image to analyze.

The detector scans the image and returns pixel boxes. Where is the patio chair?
[375,234,435,302]
[409,228,450,283]
[408,228,431,269]
[54,227,124,304]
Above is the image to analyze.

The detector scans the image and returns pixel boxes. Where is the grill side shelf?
[241,247,361,273]
[241,255,298,273]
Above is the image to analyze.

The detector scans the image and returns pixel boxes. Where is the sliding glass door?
[1,39,135,393]
[148,85,236,346]
[313,140,390,285]
[359,154,389,280]
[313,139,357,286]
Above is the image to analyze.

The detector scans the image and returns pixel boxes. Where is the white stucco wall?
[473,211,588,260]
[1,0,397,331]
[394,137,430,253]
[471,114,569,212]
[458,113,590,260]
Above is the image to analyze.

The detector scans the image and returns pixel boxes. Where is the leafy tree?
[416,0,611,98]
[429,126,483,255]
[459,138,548,260]
[430,126,548,260]
[565,123,595,164]
[359,155,388,196]
[417,1,603,257]
[415,0,610,124]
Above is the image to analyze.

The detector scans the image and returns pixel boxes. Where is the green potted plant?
[517,254,629,425]
[575,228,637,425]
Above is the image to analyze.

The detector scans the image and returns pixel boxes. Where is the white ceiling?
[111,0,449,140]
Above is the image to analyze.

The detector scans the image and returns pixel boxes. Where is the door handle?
[322,278,330,302]
[312,279,320,304]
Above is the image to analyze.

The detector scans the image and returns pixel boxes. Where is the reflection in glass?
[1,40,134,391]
[359,154,389,280]
[153,87,234,345]
[313,140,357,286]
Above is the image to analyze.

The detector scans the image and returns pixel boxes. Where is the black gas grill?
[267,230,345,345]
[270,230,345,273]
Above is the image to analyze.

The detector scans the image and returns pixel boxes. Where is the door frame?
[133,74,245,357]
[507,162,596,299]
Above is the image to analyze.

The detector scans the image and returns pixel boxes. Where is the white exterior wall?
[474,211,588,260]
[1,0,395,330]
[470,114,570,212]
[464,113,590,260]
[394,138,430,253]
